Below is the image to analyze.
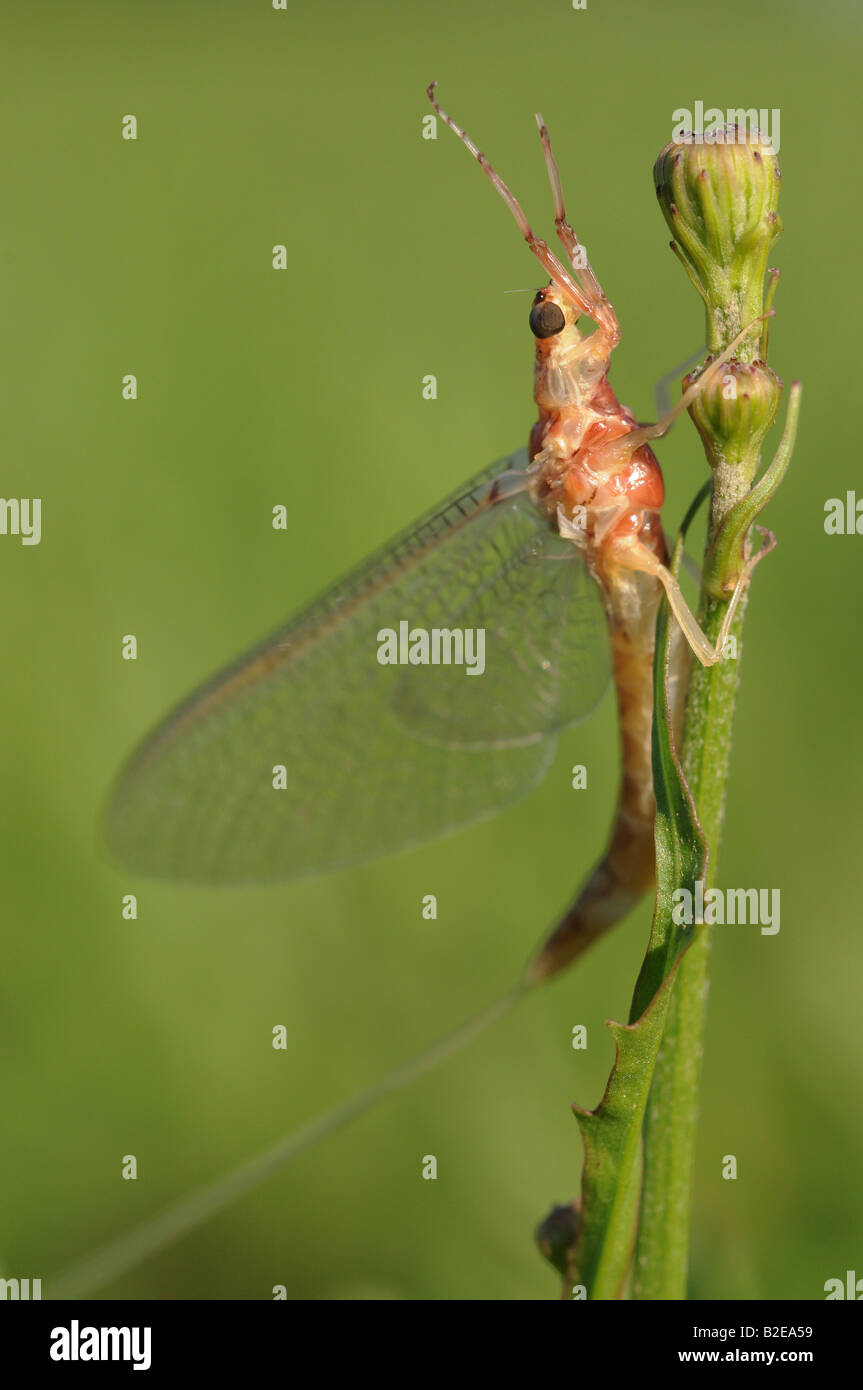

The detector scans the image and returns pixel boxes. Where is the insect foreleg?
[598,311,773,469]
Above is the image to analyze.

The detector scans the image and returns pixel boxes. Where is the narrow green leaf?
[569,490,709,1300]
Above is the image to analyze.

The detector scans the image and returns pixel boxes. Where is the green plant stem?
[630,122,790,1302]
[632,587,748,1299]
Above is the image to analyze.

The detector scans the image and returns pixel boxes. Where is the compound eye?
[529,299,566,340]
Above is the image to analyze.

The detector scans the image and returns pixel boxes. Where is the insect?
[107,86,770,982]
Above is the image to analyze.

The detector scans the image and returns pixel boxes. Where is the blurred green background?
[2,0,860,1300]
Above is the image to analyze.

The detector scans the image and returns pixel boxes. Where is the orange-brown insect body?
[522,285,673,978]
[423,81,703,977]
[425,87,769,977]
[527,285,666,564]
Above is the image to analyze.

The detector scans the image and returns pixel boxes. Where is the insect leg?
[598,312,773,468]
[635,314,770,445]
[610,528,777,667]
[427,82,593,317]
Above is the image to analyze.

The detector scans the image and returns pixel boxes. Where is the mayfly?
[62,88,783,1298]
[107,85,770,983]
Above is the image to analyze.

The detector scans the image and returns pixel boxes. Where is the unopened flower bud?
[684,359,782,484]
[654,129,781,357]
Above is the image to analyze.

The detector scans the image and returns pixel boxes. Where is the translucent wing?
[106,450,611,883]
[391,509,609,750]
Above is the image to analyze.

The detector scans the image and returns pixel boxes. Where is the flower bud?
[684,359,782,484]
[654,129,781,357]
